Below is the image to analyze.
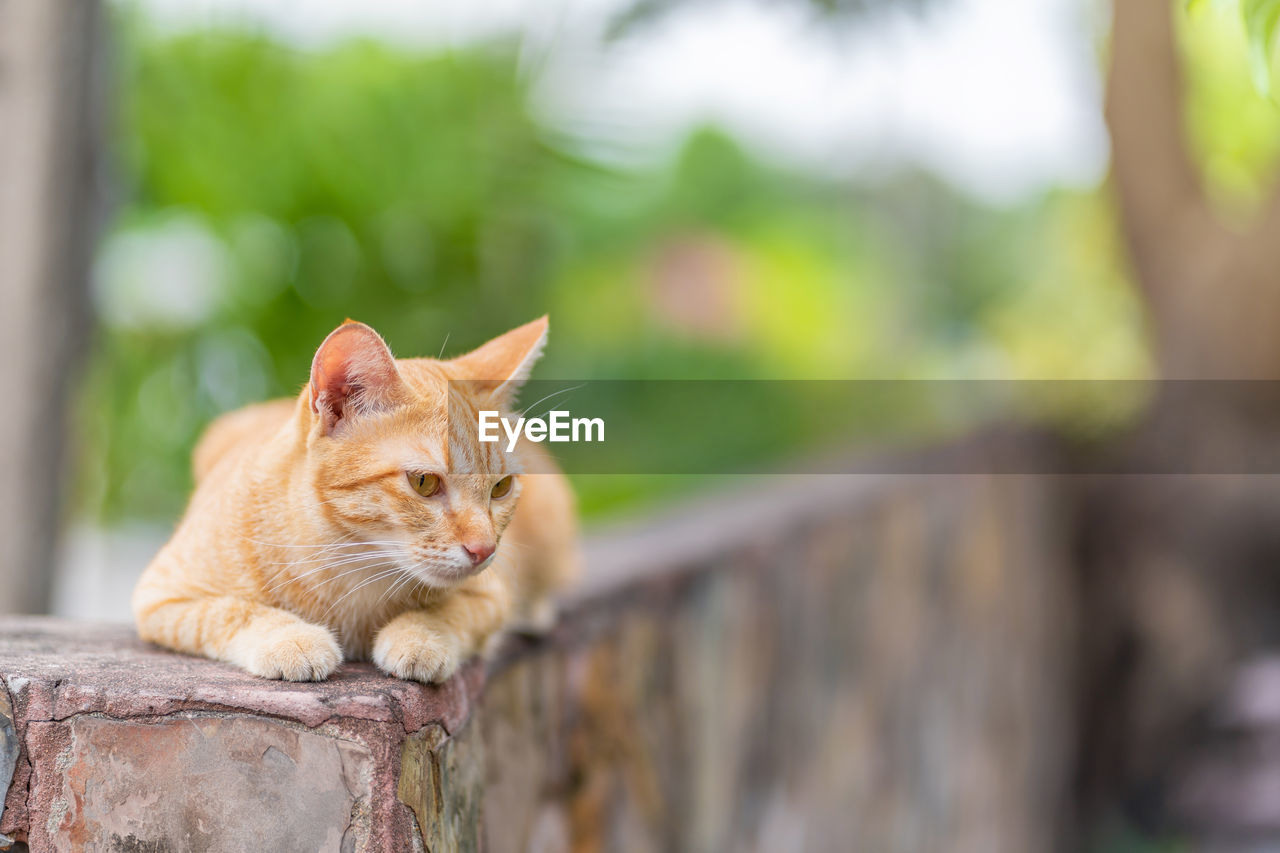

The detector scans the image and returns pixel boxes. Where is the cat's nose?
[462,541,495,566]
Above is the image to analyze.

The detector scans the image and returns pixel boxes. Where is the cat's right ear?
[447,315,548,409]
[309,321,402,435]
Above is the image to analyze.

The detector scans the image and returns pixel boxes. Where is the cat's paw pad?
[372,627,462,684]
[244,623,342,681]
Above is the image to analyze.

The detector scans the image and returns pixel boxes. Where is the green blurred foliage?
[1181,0,1280,213]
[87,25,578,519]
[1186,0,1280,95]
[83,17,1148,524]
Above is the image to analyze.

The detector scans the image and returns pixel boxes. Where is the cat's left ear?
[310,321,403,435]
[448,316,548,408]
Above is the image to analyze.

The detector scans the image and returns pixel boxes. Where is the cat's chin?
[407,550,497,590]
[412,563,487,590]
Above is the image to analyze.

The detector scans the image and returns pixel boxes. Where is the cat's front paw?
[372,624,462,684]
[240,623,342,681]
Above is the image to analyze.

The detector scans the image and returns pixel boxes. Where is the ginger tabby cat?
[132,317,579,683]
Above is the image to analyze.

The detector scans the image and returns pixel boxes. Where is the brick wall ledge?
[0,435,1072,852]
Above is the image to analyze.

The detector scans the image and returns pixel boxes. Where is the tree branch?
[1105,0,1213,293]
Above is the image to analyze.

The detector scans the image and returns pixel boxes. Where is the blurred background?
[82,0,1165,513]
[5,0,1280,847]
[60,0,1152,610]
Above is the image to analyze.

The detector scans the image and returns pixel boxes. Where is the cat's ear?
[309,321,402,435]
[448,316,548,407]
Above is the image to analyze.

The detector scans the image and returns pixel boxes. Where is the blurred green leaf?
[1178,0,1280,206]
[1244,0,1280,93]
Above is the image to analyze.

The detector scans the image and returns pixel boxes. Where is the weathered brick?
[29,715,371,852]
[398,722,484,853]
[0,620,475,851]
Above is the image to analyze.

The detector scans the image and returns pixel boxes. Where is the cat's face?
[304,319,545,589]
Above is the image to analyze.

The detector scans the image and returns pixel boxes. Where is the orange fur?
[132,317,580,683]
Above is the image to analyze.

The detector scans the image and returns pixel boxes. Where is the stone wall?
[0,466,1073,851]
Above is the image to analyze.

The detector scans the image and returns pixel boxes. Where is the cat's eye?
[490,475,514,499]
[409,472,441,497]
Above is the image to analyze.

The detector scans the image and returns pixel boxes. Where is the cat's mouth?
[412,555,493,587]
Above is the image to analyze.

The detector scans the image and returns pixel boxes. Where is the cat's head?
[301,317,547,589]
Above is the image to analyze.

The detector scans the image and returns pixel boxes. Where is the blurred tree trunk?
[1076,0,1280,834]
[1107,0,1280,378]
[0,0,101,613]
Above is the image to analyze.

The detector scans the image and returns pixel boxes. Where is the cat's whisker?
[320,567,412,622]
[246,530,408,554]
[490,552,518,572]
[260,543,405,567]
[519,383,583,420]
[259,547,388,580]
[262,550,370,569]
[373,579,402,612]
[265,564,379,596]
[255,539,409,573]
[320,576,402,623]
[282,551,406,585]
[264,537,405,551]
[254,542,366,560]
[259,546,392,573]
[337,553,439,617]
[374,568,422,612]
[525,398,578,426]
[305,559,405,591]
[240,532,362,550]
[263,549,404,592]
[400,572,424,596]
